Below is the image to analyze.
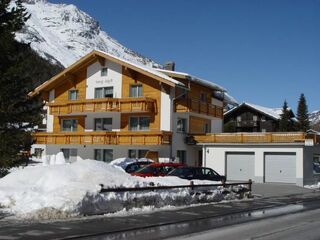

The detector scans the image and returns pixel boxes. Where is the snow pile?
[109,157,153,170]
[304,182,320,189]
[0,160,245,220]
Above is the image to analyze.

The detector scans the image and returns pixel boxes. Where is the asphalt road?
[1,191,320,240]
[169,208,320,240]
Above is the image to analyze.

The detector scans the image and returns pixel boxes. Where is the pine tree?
[296,93,310,132]
[279,100,293,132]
[0,0,43,172]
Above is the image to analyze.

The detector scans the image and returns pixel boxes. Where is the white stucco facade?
[86,61,122,99]
[201,143,320,186]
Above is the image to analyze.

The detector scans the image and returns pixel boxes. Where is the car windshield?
[135,165,155,174]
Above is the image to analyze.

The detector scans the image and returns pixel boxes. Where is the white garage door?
[226,153,255,181]
[265,153,296,184]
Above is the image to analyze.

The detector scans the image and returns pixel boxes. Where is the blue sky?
[50,0,319,112]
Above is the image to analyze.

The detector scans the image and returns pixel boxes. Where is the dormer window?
[101,67,108,77]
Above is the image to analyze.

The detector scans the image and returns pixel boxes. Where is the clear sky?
[50,0,319,112]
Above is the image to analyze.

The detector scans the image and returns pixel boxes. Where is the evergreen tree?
[279,100,293,132]
[296,93,310,132]
[0,0,52,172]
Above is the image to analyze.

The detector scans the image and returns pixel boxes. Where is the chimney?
[164,61,175,71]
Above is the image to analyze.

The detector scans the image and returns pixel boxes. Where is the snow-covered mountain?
[15,0,157,67]
[309,110,320,128]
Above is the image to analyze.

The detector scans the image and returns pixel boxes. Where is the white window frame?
[94,118,112,131]
[68,89,78,100]
[61,119,78,132]
[129,116,150,131]
[94,87,114,98]
[128,149,148,159]
[101,67,108,77]
[61,148,77,162]
[94,149,113,162]
[177,118,187,133]
[129,84,142,98]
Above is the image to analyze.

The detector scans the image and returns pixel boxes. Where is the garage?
[226,152,255,181]
[264,153,296,184]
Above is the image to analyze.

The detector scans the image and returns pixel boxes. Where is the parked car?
[167,167,226,182]
[109,158,154,173]
[131,163,184,177]
[125,161,152,173]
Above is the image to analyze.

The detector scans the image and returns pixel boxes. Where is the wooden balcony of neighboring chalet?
[33,131,172,145]
[192,132,320,145]
[175,98,223,118]
[48,97,156,115]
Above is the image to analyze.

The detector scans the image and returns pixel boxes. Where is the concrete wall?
[160,86,173,131]
[43,144,171,162]
[202,144,305,186]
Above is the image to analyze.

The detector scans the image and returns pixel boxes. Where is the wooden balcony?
[48,97,156,115]
[175,98,223,118]
[33,131,172,145]
[193,132,319,144]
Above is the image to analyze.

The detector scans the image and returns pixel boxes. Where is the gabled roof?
[155,68,226,92]
[30,50,183,97]
[224,102,294,120]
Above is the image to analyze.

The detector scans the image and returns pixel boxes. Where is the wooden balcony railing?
[33,131,172,145]
[193,132,316,144]
[175,98,223,118]
[48,97,156,115]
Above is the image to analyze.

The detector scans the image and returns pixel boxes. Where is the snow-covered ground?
[0,155,248,220]
[304,183,320,189]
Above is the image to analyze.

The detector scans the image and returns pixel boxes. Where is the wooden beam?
[97,56,106,66]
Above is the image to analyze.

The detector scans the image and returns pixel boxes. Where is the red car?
[131,163,184,177]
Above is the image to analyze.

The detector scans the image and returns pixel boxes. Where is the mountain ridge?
[15,0,158,68]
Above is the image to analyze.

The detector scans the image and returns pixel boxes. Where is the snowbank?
[304,182,320,189]
[0,160,243,220]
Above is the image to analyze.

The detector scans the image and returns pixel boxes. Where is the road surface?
[0,192,320,239]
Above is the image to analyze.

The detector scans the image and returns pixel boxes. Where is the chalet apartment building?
[31,50,226,166]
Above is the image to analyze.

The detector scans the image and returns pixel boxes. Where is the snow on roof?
[225,102,284,120]
[155,68,226,92]
[224,93,239,106]
[95,50,183,86]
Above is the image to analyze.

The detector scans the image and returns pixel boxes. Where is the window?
[94,118,112,131]
[177,118,187,133]
[61,119,78,132]
[94,149,113,162]
[61,148,77,162]
[128,149,148,159]
[200,93,207,102]
[101,67,108,76]
[130,84,142,97]
[34,148,43,159]
[68,90,78,100]
[94,87,113,98]
[313,154,320,174]
[177,150,186,165]
[129,116,150,131]
[204,123,210,133]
